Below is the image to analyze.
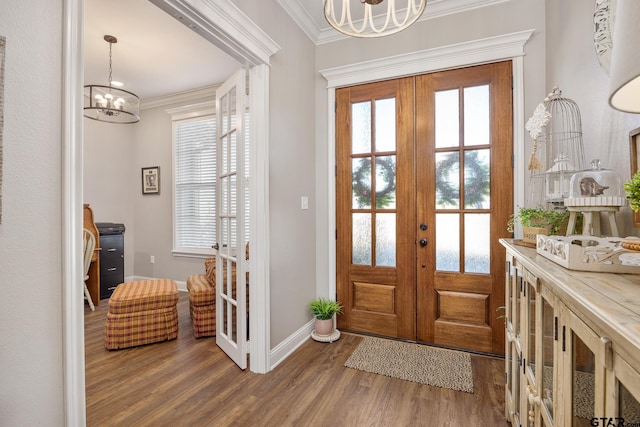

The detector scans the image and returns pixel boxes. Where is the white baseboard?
[127,275,188,292]
[269,319,315,370]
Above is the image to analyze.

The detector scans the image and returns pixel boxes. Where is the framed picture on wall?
[142,166,160,195]
[629,127,640,227]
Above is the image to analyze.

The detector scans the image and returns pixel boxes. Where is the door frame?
[62,0,280,424]
[320,30,533,303]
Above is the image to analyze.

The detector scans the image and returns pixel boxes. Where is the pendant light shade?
[608,0,640,113]
[324,0,427,38]
[84,35,140,124]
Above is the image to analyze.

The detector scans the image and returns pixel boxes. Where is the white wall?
[83,119,135,278]
[545,0,640,236]
[0,0,65,425]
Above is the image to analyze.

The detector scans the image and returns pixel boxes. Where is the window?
[170,104,216,256]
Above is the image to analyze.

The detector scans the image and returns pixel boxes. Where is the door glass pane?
[435,89,459,148]
[352,101,371,154]
[375,98,396,152]
[375,155,396,209]
[222,134,229,174]
[619,381,640,422]
[464,214,489,273]
[572,332,595,423]
[436,213,459,271]
[464,85,490,146]
[352,213,372,265]
[541,296,554,421]
[527,281,536,379]
[230,130,237,173]
[352,157,372,209]
[375,213,396,267]
[514,274,522,340]
[436,152,460,208]
[464,149,490,209]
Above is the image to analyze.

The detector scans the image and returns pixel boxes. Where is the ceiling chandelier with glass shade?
[84,35,140,124]
[324,0,427,38]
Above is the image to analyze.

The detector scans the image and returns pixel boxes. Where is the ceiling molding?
[277,0,511,45]
[141,84,220,110]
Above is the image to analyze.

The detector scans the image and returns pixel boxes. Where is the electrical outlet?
[150,255,155,264]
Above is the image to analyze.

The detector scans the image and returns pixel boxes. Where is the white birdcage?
[526,87,586,208]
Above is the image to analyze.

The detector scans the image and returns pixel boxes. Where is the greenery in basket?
[624,171,640,212]
[309,298,343,320]
[507,206,573,235]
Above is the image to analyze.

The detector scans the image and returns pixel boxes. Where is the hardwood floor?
[85,293,509,426]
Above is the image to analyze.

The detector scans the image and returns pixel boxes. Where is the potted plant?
[309,297,343,336]
[624,171,640,212]
[507,206,575,243]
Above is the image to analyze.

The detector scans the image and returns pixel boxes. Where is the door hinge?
[554,316,558,340]
[335,229,338,240]
[335,164,337,177]
[562,325,566,352]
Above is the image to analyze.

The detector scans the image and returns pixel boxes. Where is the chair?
[83,228,96,311]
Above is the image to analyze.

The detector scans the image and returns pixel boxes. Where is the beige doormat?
[344,337,474,393]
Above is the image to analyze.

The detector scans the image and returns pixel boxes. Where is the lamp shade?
[608,0,640,113]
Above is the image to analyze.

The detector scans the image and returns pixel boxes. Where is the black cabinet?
[96,223,125,300]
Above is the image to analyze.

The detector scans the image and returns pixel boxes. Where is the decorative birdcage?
[526,87,586,208]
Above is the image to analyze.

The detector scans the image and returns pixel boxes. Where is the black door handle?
[420,238,428,247]
[420,223,428,231]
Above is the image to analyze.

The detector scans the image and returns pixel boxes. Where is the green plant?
[624,171,640,212]
[309,298,343,320]
[507,206,574,235]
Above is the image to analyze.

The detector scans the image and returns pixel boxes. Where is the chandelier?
[324,0,427,38]
[83,35,140,124]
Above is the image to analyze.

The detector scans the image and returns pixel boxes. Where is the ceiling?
[84,0,495,100]
[84,0,242,101]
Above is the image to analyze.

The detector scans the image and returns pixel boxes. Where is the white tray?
[536,235,640,273]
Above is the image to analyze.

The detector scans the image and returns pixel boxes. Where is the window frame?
[169,101,217,258]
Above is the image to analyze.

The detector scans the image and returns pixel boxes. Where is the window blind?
[174,116,216,251]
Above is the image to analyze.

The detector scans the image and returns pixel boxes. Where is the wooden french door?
[336,78,417,339]
[336,61,513,355]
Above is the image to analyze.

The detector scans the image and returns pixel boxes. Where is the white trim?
[62,0,85,424]
[166,101,215,120]
[277,0,511,45]
[249,64,271,374]
[269,320,315,370]
[319,30,534,301]
[320,29,534,88]
[149,0,281,66]
[142,84,219,110]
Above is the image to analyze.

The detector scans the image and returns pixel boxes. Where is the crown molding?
[277,0,511,45]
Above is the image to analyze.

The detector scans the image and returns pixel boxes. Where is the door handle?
[213,243,219,250]
[420,223,428,231]
[420,238,428,247]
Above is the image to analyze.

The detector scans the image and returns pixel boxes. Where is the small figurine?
[579,177,609,196]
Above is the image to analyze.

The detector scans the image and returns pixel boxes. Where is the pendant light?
[324,0,427,38]
[84,35,140,124]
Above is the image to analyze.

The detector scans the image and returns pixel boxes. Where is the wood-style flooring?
[85,293,509,427]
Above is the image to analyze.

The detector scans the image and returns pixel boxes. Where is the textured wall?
[0,0,65,425]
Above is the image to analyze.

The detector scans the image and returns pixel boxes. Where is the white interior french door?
[216,68,248,369]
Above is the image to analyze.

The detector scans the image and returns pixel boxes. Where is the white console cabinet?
[501,239,640,427]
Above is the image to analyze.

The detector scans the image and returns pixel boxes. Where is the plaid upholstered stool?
[104,279,179,350]
[186,274,215,338]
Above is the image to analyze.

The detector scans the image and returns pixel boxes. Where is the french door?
[216,69,248,369]
[336,61,513,355]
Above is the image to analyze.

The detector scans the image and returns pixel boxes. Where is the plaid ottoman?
[186,274,216,338]
[105,279,179,350]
